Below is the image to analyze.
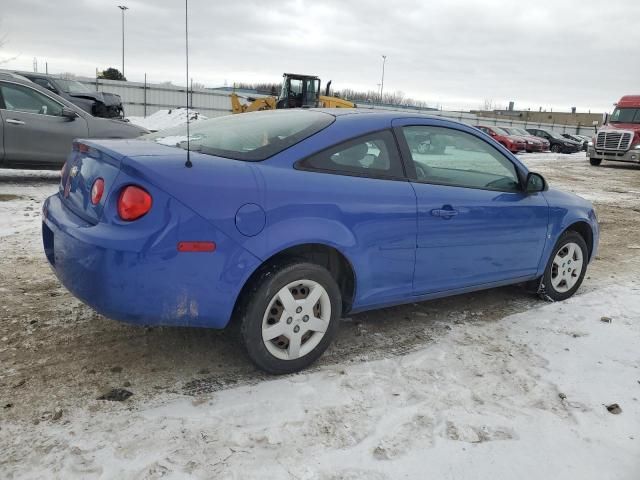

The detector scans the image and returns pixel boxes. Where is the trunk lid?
[59,139,261,246]
[59,140,178,223]
[60,142,122,224]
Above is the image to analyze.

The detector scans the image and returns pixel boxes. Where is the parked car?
[476,125,526,153]
[561,133,589,151]
[0,71,148,168]
[16,71,124,119]
[42,109,599,374]
[526,128,582,153]
[502,127,547,152]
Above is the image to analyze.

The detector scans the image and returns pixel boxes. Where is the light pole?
[379,55,387,103]
[117,5,129,77]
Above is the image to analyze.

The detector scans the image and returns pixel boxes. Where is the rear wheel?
[551,144,561,153]
[238,262,341,374]
[540,231,588,301]
[589,157,602,166]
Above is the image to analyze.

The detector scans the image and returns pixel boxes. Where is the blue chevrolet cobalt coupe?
[43,110,599,373]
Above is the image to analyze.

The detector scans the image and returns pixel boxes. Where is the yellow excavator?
[231,73,355,114]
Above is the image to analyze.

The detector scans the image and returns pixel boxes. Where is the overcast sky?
[2,0,639,112]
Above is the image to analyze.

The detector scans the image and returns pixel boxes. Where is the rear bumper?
[587,146,640,163]
[42,193,260,328]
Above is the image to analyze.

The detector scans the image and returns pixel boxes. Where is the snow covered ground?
[2,282,639,479]
[1,152,639,479]
[127,108,208,132]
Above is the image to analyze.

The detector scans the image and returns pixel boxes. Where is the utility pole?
[380,55,387,103]
[118,5,129,77]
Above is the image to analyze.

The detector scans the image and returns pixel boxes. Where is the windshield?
[144,110,335,161]
[492,127,510,135]
[610,107,640,124]
[55,79,93,94]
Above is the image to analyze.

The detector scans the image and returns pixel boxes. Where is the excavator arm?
[231,93,276,114]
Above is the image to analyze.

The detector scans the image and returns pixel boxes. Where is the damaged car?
[17,72,124,119]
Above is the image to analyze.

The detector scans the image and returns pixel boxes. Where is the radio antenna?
[184,0,192,168]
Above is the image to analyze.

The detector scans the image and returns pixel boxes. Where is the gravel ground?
[0,152,639,478]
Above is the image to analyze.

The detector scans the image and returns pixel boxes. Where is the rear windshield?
[143,110,335,161]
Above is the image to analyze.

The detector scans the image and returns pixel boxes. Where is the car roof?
[11,70,58,81]
[0,70,33,82]
[313,107,447,123]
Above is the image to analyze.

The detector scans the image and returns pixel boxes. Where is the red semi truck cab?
[587,95,640,166]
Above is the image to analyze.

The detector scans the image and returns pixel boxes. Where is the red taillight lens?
[117,185,152,221]
[91,178,104,205]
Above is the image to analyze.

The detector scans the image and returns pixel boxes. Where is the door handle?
[431,208,459,218]
[6,119,25,125]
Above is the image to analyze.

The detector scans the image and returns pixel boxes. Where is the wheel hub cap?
[550,242,584,293]
[261,279,331,361]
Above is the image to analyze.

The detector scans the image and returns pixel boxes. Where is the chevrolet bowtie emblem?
[70,166,79,177]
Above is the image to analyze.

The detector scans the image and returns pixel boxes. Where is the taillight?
[91,178,104,205]
[118,185,152,221]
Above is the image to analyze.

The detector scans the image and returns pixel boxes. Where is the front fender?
[537,189,599,274]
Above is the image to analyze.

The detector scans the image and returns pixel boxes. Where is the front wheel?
[541,231,588,301]
[551,144,561,153]
[589,157,602,166]
[238,262,341,374]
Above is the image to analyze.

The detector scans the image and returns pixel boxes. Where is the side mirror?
[525,172,547,193]
[61,107,78,120]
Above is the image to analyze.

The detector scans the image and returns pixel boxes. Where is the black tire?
[540,231,588,301]
[550,144,561,153]
[589,157,602,166]
[237,262,341,374]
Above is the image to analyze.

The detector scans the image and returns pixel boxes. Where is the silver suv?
[0,71,148,168]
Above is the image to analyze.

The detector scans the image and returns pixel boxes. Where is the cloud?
[1,0,639,112]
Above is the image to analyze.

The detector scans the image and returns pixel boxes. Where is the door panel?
[0,81,88,165]
[411,183,549,293]
[2,110,88,165]
[393,121,549,294]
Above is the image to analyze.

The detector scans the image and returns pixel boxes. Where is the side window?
[402,126,521,192]
[298,130,404,179]
[0,83,64,116]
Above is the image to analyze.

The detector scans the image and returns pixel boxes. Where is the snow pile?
[126,108,208,132]
[2,281,639,479]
